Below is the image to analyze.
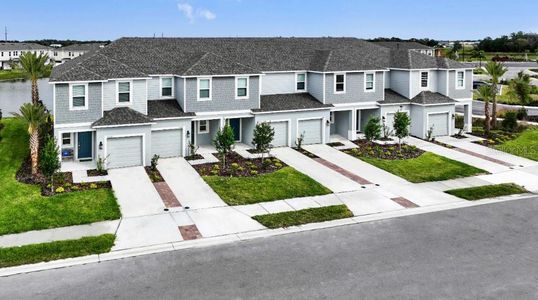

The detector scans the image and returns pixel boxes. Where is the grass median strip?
[0,234,115,268]
[445,183,528,200]
[203,166,331,205]
[252,205,353,229]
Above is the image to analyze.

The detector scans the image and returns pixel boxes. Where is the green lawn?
[359,152,487,183]
[252,205,353,228]
[494,127,538,161]
[0,118,121,235]
[445,183,528,200]
[0,69,26,81]
[0,234,115,268]
[203,166,331,205]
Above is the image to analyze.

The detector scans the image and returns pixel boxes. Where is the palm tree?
[475,85,494,135]
[471,49,486,67]
[509,71,532,119]
[484,61,507,128]
[19,52,52,105]
[13,103,49,175]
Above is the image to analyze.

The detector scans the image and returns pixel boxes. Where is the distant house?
[0,42,52,70]
[375,41,435,56]
[52,43,106,64]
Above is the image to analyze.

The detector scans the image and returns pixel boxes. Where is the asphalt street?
[1,197,538,299]
[456,100,538,117]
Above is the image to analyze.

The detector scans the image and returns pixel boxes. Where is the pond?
[0,79,53,116]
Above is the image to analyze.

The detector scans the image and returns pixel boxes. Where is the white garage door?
[151,129,182,158]
[107,136,143,169]
[298,119,323,145]
[270,121,288,147]
[428,112,449,137]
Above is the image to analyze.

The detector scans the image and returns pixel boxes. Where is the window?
[198,120,209,134]
[236,77,249,98]
[198,78,211,100]
[70,84,87,109]
[296,73,306,91]
[335,73,345,93]
[8,52,11,57]
[456,71,465,89]
[53,51,58,56]
[68,51,72,57]
[421,71,429,88]
[365,73,375,92]
[13,51,18,56]
[161,77,173,97]
[117,81,131,103]
[61,133,72,146]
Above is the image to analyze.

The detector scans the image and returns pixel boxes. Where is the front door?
[228,118,241,141]
[77,131,92,160]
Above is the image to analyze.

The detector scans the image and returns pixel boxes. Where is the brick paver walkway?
[178,225,202,240]
[154,182,182,208]
[390,197,419,208]
[453,147,514,167]
[313,158,372,185]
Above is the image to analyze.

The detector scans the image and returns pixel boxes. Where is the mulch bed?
[470,129,520,147]
[16,156,46,185]
[451,134,467,139]
[326,142,345,147]
[293,147,319,158]
[193,152,285,177]
[185,154,204,161]
[41,172,111,196]
[145,167,164,182]
[429,139,455,149]
[347,139,424,160]
[87,169,108,177]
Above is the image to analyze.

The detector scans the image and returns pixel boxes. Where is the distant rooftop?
[374,41,434,50]
[61,43,106,52]
[0,42,50,51]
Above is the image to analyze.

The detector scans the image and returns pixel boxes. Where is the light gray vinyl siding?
[54,83,102,125]
[254,109,331,147]
[389,70,410,98]
[330,110,351,137]
[325,72,384,104]
[261,73,296,95]
[241,117,255,147]
[410,70,439,98]
[194,119,220,145]
[379,104,411,135]
[95,125,152,167]
[147,76,176,100]
[176,77,185,110]
[384,72,391,89]
[437,70,448,96]
[185,76,259,113]
[102,79,147,114]
[448,69,473,99]
[307,73,324,102]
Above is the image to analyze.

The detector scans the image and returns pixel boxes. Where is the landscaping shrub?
[516,108,528,120]
[252,122,275,159]
[151,154,160,171]
[364,117,381,142]
[501,111,518,132]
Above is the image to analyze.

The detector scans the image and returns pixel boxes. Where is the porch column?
[464,103,472,133]
[349,110,356,140]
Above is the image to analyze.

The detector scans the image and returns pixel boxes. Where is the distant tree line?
[2,39,111,47]
[368,37,439,47]
[478,32,538,53]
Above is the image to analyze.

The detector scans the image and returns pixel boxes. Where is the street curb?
[0,193,535,277]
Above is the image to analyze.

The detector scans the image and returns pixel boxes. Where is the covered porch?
[455,100,473,133]
[329,103,380,141]
[55,128,98,171]
[190,113,255,148]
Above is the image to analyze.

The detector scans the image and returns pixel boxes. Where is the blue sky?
[4,0,537,41]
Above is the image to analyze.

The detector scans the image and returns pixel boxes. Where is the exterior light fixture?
[99,141,103,150]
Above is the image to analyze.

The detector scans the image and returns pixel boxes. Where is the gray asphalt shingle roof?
[380,89,410,104]
[50,37,468,82]
[92,107,153,127]
[61,43,105,52]
[253,93,332,112]
[0,42,50,51]
[147,100,195,119]
[411,91,455,105]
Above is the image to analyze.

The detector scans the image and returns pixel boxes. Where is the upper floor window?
[161,77,173,97]
[334,73,345,93]
[456,71,465,89]
[421,71,429,88]
[365,73,375,92]
[13,51,18,56]
[296,73,306,91]
[8,52,11,57]
[53,51,58,56]
[68,52,72,57]
[236,77,249,99]
[198,78,211,101]
[70,84,87,110]
[117,81,131,104]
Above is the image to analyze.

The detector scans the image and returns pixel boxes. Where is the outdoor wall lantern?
[326,119,331,126]
[452,113,456,119]
[99,141,103,150]
[186,130,191,139]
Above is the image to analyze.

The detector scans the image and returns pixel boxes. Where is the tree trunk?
[491,86,498,129]
[30,129,39,175]
[484,101,491,135]
[31,78,39,105]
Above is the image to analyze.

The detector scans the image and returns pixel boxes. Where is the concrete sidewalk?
[272,147,362,193]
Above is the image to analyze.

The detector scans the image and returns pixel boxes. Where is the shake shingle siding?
[324,72,383,104]
[102,79,147,114]
[54,83,102,124]
[307,73,324,102]
[185,76,259,112]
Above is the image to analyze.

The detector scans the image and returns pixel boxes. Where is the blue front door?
[77,132,92,160]
[229,118,241,141]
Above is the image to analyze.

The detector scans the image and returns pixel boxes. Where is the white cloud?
[199,9,216,20]
[177,2,216,23]
[177,3,194,23]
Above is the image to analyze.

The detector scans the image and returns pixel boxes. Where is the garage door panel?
[107,136,143,169]
[152,129,182,158]
[298,119,322,145]
[428,113,449,137]
[270,121,288,147]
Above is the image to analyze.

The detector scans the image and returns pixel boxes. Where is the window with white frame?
[198,78,211,100]
[335,74,345,93]
[236,77,249,98]
[365,73,375,91]
[117,82,131,103]
[198,120,209,133]
[161,77,173,97]
[71,84,87,109]
[61,133,72,146]
[296,73,306,91]
[456,71,465,89]
[421,71,429,88]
